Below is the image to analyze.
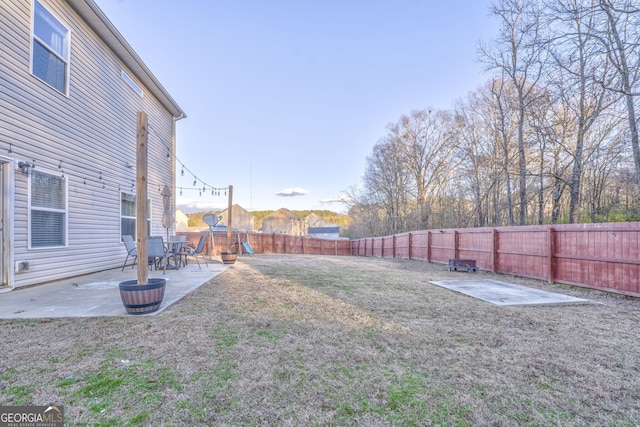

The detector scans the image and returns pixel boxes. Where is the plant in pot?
[119,112,166,315]
[220,250,237,264]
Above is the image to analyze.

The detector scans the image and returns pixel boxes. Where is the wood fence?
[178,222,640,298]
[177,231,352,258]
[351,222,640,298]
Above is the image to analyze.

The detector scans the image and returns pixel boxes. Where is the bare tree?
[490,78,518,225]
[363,136,412,234]
[481,0,546,224]
[387,109,458,230]
[545,0,617,223]
[455,87,505,227]
[593,0,640,186]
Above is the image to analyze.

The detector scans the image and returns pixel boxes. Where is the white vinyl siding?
[1,0,180,288]
[29,169,67,248]
[121,71,143,97]
[31,0,70,95]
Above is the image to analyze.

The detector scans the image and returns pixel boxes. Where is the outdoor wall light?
[18,161,32,175]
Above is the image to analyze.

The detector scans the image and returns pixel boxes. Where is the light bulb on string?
[181,166,184,176]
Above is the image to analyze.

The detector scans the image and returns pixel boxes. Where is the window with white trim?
[121,193,151,239]
[30,170,67,248]
[32,1,70,94]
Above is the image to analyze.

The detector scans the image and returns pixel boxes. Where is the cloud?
[177,199,224,213]
[276,187,309,197]
[320,195,352,204]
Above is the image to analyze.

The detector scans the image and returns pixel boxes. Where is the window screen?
[32,1,69,94]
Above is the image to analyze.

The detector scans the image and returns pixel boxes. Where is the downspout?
[171,113,185,236]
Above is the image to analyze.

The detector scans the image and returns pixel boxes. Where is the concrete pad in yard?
[430,279,590,306]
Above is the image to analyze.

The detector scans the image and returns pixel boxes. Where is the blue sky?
[94,0,498,213]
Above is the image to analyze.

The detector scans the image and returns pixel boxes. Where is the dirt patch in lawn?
[1,254,639,426]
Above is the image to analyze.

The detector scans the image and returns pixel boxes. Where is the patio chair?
[121,235,137,271]
[148,236,168,274]
[183,235,208,269]
[168,235,188,268]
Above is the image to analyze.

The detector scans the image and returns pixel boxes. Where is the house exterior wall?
[175,209,189,233]
[217,205,255,232]
[0,0,183,288]
[261,217,305,236]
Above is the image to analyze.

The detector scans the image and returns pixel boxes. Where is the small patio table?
[167,236,188,269]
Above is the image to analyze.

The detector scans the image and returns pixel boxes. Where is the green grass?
[51,354,180,426]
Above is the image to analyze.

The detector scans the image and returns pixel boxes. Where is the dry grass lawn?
[1,254,639,426]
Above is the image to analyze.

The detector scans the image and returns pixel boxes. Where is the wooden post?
[408,232,413,260]
[392,235,396,259]
[136,112,149,286]
[548,227,555,283]
[427,231,432,262]
[453,230,460,259]
[492,228,498,273]
[226,185,233,252]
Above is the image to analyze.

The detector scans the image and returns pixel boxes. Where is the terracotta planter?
[119,278,166,315]
[221,252,238,264]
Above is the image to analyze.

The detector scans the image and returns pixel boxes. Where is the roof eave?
[65,0,186,120]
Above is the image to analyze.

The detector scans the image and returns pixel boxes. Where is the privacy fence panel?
[177,231,351,257]
[179,223,640,297]
[352,223,640,298]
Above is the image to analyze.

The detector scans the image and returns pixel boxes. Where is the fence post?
[454,230,459,259]
[392,235,396,258]
[335,240,338,256]
[408,232,413,260]
[427,231,431,262]
[547,227,555,283]
[492,228,498,273]
[381,237,384,258]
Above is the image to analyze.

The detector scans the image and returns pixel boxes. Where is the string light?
[3,136,229,196]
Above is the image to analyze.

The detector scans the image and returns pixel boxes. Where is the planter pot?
[221,252,238,264]
[119,278,166,315]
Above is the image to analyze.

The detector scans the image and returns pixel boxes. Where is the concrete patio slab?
[0,262,229,319]
[430,279,590,306]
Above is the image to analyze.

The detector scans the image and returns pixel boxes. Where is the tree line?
[343,0,640,239]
